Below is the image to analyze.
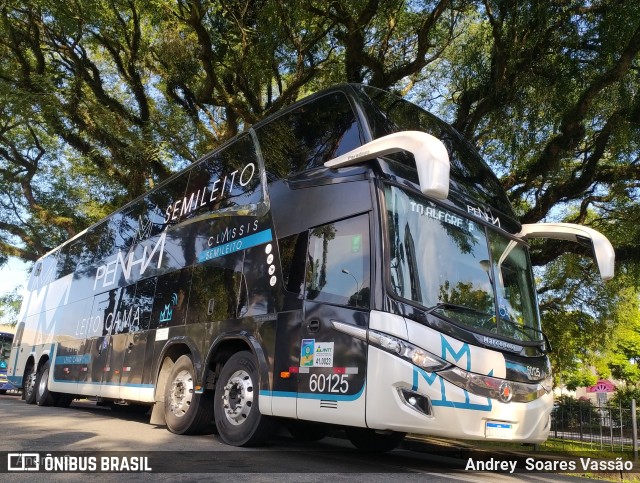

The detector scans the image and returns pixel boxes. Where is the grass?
[539,438,636,460]
[445,437,640,482]
[404,437,640,483]
[455,437,636,459]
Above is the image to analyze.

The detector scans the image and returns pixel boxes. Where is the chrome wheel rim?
[168,369,194,418]
[25,369,36,399]
[222,369,253,426]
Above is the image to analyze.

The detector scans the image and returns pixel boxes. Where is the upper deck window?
[355,86,514,217]
[256,92,363,179]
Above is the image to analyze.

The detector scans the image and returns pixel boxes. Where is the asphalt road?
[0,393,622,482]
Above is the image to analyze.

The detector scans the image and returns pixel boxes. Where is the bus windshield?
[385,184,542,342]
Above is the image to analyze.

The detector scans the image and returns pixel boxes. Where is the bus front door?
[297,214,370,426]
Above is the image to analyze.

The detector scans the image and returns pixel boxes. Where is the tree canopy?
[1,0,639,383]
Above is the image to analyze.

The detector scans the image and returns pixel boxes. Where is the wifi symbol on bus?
[171,293,178,305]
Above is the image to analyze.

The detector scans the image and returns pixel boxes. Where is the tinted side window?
[306,214,370,308]
[89,288,121,337]
[78,227,104,272]
[356,85,515,217]
[183,134,262,223]
[114,204,153,254]
[188,253,243,324]
[57,241,82,278]
[131,277,156,332]
[256,92,362,178]
[144,173,190,236]
[279,232,308,295]
[151,267,192,329]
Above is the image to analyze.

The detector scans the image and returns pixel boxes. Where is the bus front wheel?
[214,351,272,446]
[163,354,214,435]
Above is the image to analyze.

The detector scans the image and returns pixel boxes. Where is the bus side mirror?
[324,131,450,199]
[518,223,615,281]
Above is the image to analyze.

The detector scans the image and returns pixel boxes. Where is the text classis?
[208,220,259,247]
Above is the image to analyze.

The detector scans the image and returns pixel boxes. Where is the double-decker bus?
[1,331,15,394]
[8,84,614,451]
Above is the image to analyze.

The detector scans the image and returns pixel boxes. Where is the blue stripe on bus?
[55,354,92,365]
[198,229,273,263]
[260,385,365,402]
[52,379,154,388]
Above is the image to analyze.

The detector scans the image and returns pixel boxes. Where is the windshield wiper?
[425,302,491,318]
[426,302,551,352]
[498,316,548,344]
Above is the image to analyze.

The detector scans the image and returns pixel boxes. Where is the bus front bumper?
[365,346,553,443]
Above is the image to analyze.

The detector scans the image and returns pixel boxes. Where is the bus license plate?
[485,421,513,439]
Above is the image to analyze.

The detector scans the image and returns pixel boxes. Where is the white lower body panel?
[366,346,552,443]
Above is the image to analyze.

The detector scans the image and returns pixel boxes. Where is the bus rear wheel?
[346,427,406,452]
[23,365,38,404]
[35,360,57,406]
[163,355,214,435]
[214,351,272,446]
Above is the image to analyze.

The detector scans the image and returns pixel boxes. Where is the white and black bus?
[8,84,614,450]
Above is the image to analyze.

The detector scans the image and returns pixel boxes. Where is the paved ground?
[0,393,629,482]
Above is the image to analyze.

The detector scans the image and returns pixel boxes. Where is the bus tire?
[285,420,328,441]
[35,360,57,406]
[163,355,214,435]
[346,427,405,452]
[214,351,272,446]
[23,365,38,404]
[55,394,74,408]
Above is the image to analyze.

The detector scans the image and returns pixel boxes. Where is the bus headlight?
[367,329,552,403]
[368,330,450,372]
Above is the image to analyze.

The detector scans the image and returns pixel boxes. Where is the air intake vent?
[320,400,338,409]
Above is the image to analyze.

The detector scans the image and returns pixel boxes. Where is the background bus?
[0,331,15,394]
[8,84,614,451]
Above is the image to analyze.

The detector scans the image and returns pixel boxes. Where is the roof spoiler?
[324,130,450,199]
[518,223,615,280]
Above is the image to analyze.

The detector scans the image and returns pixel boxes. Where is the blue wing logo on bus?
[411,337,492,411]
[412,367,492,412]
[159,305,173,323]
[440,336,471,371]
[159,293,178,323]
